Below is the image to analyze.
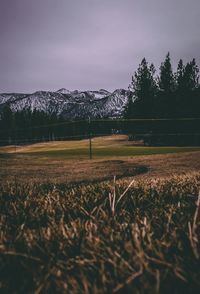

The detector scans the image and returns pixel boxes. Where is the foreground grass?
[0,173,200,293]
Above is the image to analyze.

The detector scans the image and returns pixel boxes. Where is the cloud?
[0,0,200,92]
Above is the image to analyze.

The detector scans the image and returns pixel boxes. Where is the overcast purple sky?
[0,0,200,93]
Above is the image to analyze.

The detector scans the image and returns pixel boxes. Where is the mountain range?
[0,88,130,119]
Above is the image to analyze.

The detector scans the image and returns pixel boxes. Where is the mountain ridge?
[0,88,130,119]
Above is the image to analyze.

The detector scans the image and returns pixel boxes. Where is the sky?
[0,0,200,93]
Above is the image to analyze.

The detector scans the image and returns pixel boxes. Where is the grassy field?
[0,135,200,293]
[1,135,200,184]
[1,135,200,158]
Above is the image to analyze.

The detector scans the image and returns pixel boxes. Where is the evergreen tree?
[123,92,134,119]
[1,105,14,129]
[159,52,175,93]
[183,58,199,91]
[126,58,157,118]
[0,106,15,144]
[156,53,175,117]
[176,59,185,90]
[175,58,199,117]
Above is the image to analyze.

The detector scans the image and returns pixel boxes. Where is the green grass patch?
[19,146,200,158]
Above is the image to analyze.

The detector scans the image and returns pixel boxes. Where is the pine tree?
[175,58,199,117]
[176,59,184,90]
[124,92,134,119]
[159,52,175,93]
[126,58,157,118]
[156,53,175,117]
[1,105,14,130]
[183,59,199,91]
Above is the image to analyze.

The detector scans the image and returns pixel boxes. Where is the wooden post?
[89,117,92,160]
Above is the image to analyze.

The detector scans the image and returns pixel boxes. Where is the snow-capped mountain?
[0,88,130,119]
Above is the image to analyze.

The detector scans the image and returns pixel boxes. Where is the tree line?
[0,108,65,144]
[124,53,200,118]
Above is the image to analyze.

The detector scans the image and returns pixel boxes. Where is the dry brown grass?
[1,135,200,185]
[0,154,146,184]
[0,172,200,293]
[1,150,200,184]
[1,136,200,292]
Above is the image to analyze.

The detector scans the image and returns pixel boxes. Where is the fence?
[1,117,200,148]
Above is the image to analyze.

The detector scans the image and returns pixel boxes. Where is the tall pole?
[89,117,92,160]
[14,117,17,154]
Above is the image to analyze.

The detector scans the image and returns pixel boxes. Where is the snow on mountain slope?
[0,89,130,119]
[0,93,28,105]
[56,88,71,94]
[87,89,111,100]
[9,91,69,114]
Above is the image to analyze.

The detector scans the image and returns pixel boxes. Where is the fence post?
[88,117,92,160]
